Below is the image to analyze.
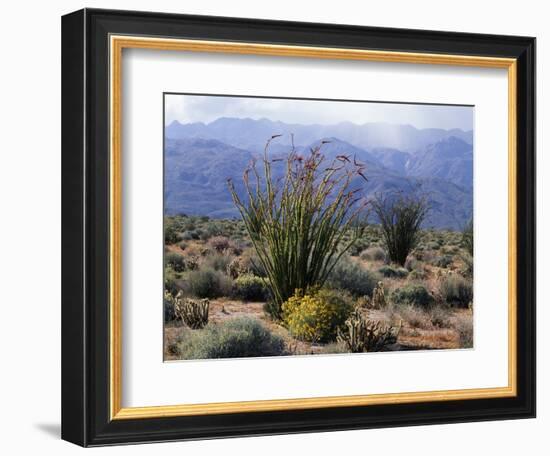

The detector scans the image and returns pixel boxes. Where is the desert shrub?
[164,269,180,294]
[408,268,427,280]
[181,230,199,241]
[432,254,453,268]
[164,224,180,244]
[455,314,474,348]
[348,239,370,257]
[178,241,187,250]
[460,253,474,277]
[404,256,419,271]
[282,289,353,343]
[462,219,474,256]
[395,304,432,329]
[440,274,473,307]
[165,252,186,272]
[425,241,440,251]
[378,265,408,278]
[175,317,285,359]
[183,268,233,298]
[321,342,349,354]
[337,309,401,352]
[390,283,434,308]
[428,306,452,328]
[327,256,379,297]
[228,140,369,320]
[232,274,268,301]
[239,250,266,277]
[203,252,234,272]
[371,192,429,266]
[208,236,231,252]
[360,246,386,262]
[164,297,177,322]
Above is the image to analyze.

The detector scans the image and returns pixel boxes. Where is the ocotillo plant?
[371,192,429,266]
[228,136,368,320]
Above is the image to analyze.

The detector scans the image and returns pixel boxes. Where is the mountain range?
[164,117,474,230]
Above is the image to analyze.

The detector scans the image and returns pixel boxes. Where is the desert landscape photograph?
[163,94,474,361]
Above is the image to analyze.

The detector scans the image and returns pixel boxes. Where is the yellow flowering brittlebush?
[282,289,353,343]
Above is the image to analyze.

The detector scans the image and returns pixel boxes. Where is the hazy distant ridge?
[164,118,473,229]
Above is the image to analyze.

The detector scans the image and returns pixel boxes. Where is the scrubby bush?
[378,265,408,278]
[282,289,353,343]
[164,297,177,322]
[462,219,474,256]
[347,239,370,257]
[208,236,231,252]
[390,283,434,308]
[165,252,186,272]
[327,256,379,297]
[455,314,474,348]
[232,274,268,301]
[408,268,427,280]
[428,306,452,328]
[203,252,234,272]
[404,256,419,271]
[440,274,473,307]
[360,246,386,262]
[183,268,233,299]
[175,317,285,359]
[239,250,266,277]
[164,224,180,244]
[432,254,453,268]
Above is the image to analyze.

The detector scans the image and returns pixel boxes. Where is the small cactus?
[172,291,209,329]
[337,310,401,352]
[371,281,387,309]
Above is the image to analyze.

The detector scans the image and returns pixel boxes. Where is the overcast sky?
[165,94,473,131]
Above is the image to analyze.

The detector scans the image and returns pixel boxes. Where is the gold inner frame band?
[109,35,517,420]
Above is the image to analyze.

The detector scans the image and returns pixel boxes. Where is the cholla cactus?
[337,310,401,352]
[371,281,387,309]
[172,291,209,329]
[226,256,248,279]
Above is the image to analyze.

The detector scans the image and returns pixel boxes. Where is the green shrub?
[378,265,409,278]
[327,256,379,297]
[164,298,176,322]
[455,315,473,348]
[176,317,285,359]
[282,289,353,343]
[432,254,453,268]
[390,284,434,308]
[347,239,370,257]
[208,236,231,252]
[164,224,180,244]
[165,252,186,272]
[440,274,473,307]
[232,274,267,301]
[360,246,386,262]
[203,252,234,272]
[408,269,427,280]
[183,268,233,298]
[462,219,474,256]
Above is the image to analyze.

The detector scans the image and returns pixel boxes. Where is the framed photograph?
[61,8,536,446]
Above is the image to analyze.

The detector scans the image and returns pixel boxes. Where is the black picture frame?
[62,8,536,447]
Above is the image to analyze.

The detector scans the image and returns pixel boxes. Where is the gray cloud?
[165,94,473,131]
